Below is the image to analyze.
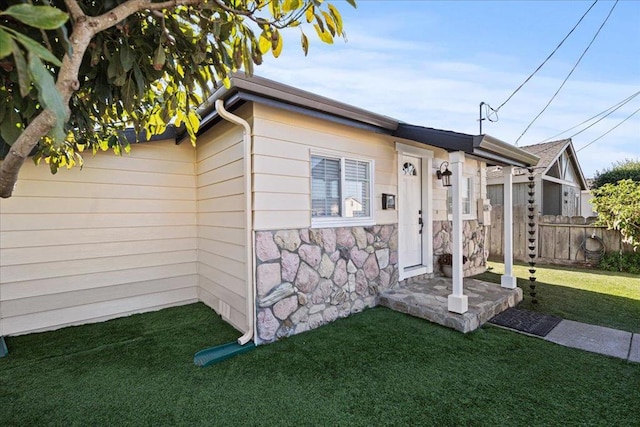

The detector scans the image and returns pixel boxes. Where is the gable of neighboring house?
[486,139,588,216]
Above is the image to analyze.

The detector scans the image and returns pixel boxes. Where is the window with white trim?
[311,154,373,226]
[447,176,474,217]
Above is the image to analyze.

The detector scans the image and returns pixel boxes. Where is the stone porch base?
[379,277,522,333]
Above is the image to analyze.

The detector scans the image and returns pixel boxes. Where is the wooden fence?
[487,205,632,265]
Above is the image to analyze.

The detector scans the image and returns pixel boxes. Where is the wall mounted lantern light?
[436,161,452,187]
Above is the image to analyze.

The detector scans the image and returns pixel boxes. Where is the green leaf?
[322,11,336,36]
[153,45,166,70]
[28,52,66,142]
[305,4,314,23]
[13,31,62,66]
[0,108,22,146]
[1,4,68,30]
[11,40,31,97]
[273,31,283,57]
[259,31,271,54]
[301,32,309,56]
[56,25,73,57]
[120,44,135,72]
[328,4,343,34]
[345,0,357,8]
[313,24,333,44]
[0,29,12,58]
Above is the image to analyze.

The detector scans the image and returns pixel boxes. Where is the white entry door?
[399,154,423,268]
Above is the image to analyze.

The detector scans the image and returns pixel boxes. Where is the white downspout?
[214,99,255,345]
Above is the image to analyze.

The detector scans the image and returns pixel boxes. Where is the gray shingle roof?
[486,139,570,180]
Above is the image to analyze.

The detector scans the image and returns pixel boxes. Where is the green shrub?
[598,251,640,275]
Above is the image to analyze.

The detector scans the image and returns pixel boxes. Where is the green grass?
[1,303,638,426]
[476,262,640,333]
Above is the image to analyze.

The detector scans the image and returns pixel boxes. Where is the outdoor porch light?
[436,161,452,187]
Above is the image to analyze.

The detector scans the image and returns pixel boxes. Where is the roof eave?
[474,135,540,168]
[196,74,398,135]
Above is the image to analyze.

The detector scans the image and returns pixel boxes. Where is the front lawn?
[1,303,638,426]
[476,262,640,333]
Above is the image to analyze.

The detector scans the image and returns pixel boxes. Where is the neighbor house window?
[311,154,373,226]
[447,176,473,217]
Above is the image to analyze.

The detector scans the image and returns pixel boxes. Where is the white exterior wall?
[0,139,198,336]
[195,106,250,332]
[251,104,398,230]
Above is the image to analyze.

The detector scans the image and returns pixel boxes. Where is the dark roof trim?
[196,90,393,139]
[123,127,178,144]
[200,74,398,133]
[394,124,539,168]
[193,74,539,168]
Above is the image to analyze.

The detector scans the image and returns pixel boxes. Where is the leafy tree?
[0,0,354,198]
[590,179,640,251]
[592,159,640,189]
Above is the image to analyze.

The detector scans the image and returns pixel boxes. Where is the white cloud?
[255,9,640,178]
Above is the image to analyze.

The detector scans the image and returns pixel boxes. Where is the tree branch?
[0,110,57,198]
[64,0,86,22]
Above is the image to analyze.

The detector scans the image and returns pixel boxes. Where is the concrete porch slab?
[545,320,633,360]
[379,277,522,333]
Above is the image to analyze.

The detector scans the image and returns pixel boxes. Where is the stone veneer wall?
[433,220,488,277]
[255,225,399,344]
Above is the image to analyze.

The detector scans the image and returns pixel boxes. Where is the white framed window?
[447,175,474,218]
[311,153,374,227]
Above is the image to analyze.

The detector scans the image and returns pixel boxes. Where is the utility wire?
[514,0,619,146]
[539,90,640,142]
[494,0,598,112]
[576,106,640,152]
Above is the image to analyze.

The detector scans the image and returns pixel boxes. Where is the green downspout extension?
[0,336,7,357]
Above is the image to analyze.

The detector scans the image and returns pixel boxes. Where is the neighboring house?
[0,75,538,345]
[486,139,588,216]
[581,178,597,217]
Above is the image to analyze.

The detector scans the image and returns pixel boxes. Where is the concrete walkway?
[542,320,638,363]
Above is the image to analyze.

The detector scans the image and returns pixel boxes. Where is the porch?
[379,277,522,333]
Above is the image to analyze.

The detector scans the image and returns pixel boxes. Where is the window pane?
[448,177,472,215]
[344,159,370,218]
[463,176,471,215]
[311,156,341,217]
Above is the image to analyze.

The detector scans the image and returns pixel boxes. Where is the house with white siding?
[0,75,538,354]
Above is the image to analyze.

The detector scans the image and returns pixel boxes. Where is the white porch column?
[448,151,468,314]
[501,165,517,288]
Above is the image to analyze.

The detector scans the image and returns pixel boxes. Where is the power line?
[576,106,640,152]
[539,90,640,142]
[494,0,598,112]
[514,0,619,146]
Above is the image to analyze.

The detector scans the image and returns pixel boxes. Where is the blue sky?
[257,0,640,178]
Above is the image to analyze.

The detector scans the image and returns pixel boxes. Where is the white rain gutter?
[214,99,255,346]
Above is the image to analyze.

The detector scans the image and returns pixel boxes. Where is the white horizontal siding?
[0,139,198,336]
[196,109,248,333]
[251,103,398,230]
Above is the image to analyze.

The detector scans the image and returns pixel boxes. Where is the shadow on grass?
[475,270,640,333]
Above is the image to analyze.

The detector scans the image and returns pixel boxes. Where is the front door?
[399,154,423,268]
